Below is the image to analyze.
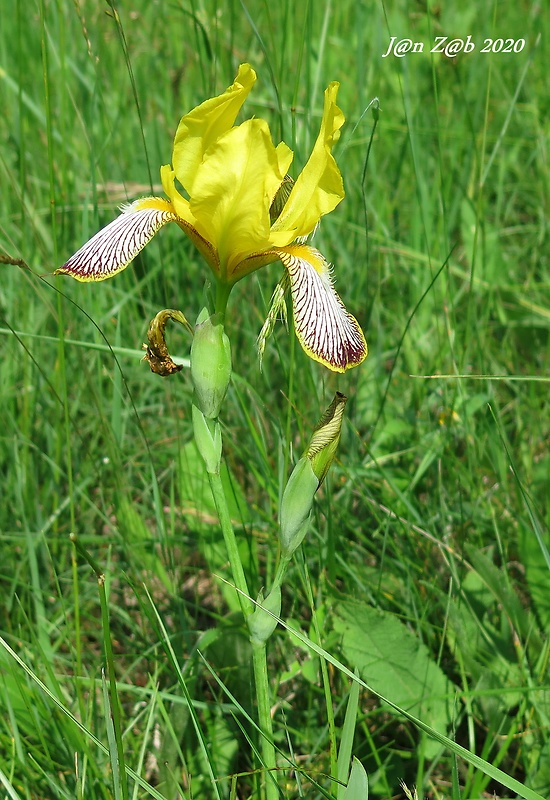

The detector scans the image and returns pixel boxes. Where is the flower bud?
[279,393,347,559]
[248,586,281,646]
[279,457,319,559]
[306,392,347,484]
[190,308,232,419]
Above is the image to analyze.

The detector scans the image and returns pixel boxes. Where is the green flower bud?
[279,393,348,559]
[192,403,222,475]
[248,586,282,646]
[306,392,347,484]
[191,308,232,419]
[279,457,319,559]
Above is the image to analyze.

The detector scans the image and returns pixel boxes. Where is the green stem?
[198,284,278,796]
[207,469,279,798]
[252,643,279,800]
[272,555,291,594]
[215,279,232,316]
[206,471,253,619]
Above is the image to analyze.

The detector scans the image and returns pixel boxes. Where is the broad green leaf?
[334,602,458,758]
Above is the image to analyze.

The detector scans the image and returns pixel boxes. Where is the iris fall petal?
[55,198,178,282]
[278,244,367,372]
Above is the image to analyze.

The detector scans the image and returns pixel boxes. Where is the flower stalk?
[55,63,366,799]
[251,644,279,800]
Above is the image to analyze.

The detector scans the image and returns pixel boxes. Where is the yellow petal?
[189,118,293,279]
[278,244,367,372]
[172,64,256,195]
[160,164,194,223]
[270,82,345,244]
[231,248,281,282]
[161,164,220,273]
[55,198,177,282]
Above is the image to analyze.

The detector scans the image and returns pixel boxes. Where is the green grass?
[1,0,549,798]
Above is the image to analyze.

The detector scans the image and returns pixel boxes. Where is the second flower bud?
[190,307,232,419]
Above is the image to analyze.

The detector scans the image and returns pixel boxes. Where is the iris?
[56,64,367,372]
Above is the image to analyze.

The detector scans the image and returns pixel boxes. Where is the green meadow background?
[1,0,549,798]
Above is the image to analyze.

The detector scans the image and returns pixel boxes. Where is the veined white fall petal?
[278,245,367,373]
[56,198,178,282]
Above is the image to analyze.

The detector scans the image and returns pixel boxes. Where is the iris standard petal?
[270,82,345,245]
[160,164,194,223]
[172,63,257,195]
[278,243,367,372]
[55,198,178,282]
[189,118,293,278]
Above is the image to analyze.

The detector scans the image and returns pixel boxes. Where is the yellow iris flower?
[56,64,367,372]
